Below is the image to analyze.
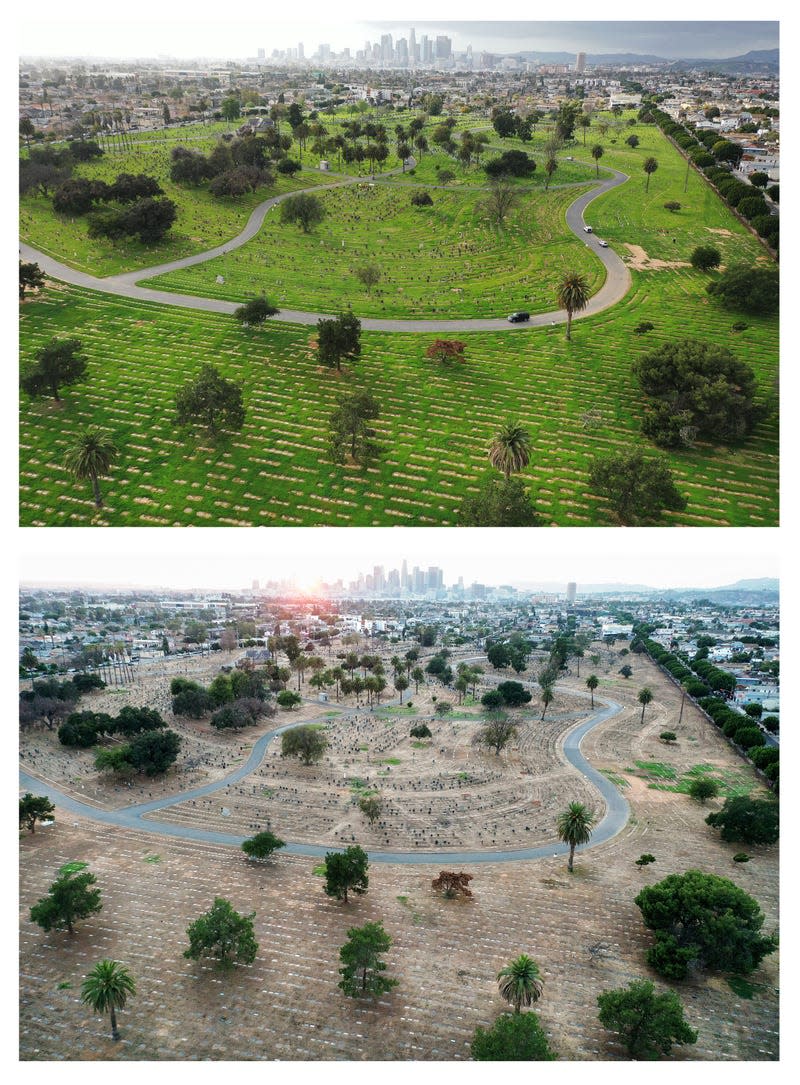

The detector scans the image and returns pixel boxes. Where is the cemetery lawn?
[19,126,334,277]
[19,264,777,527]
[145,183,602,318]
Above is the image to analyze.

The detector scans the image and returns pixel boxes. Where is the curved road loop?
[20,163,631,333]
[20,692,629,865]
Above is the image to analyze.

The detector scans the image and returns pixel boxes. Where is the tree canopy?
[317,311,362,371]
[633,339,759,447]
[234,296,279,325]
[705,795,779,846]
[589,449,687,524]
[184,897,258,966]
[30,864,102,934]
[459,475,544,526]
[281,725,327,764]
[175,364,245,436]
[241,830,286,861]
[280,192,325,232]
[324,845,369,903]
[19,792,55,833]
[338,921,398,998]
[471,1011,556,1061]
[634,869,778,980]
[329,389,380,466]
[20,337,87,401]
[706,264,778,315]
[597,979,698,1060]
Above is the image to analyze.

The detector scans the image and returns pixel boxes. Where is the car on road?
[583,225,593,233]
[507,311,530,323]
[597,239,609,247]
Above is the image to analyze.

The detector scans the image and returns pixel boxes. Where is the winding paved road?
[20,162,631,333]
[19,692,629,865]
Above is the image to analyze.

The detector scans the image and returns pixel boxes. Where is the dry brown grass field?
[19,648,778,1061]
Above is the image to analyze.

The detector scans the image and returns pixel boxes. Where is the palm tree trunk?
[110,1005,120,1040]
[91,473,103,508]
[568,843,575,873]
[565,311,572,341]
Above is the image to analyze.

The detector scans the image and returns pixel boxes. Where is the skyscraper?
[574,52,586,73]
[409,28,417,69]
[566,582,577,604]
[435,35,452,60]
[401,559,409,589]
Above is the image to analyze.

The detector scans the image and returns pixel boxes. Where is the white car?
[597,239,609,248]
[583,225,593,233]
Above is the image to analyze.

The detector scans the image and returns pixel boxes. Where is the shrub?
[634,321,655,335]
[690,245,721,271]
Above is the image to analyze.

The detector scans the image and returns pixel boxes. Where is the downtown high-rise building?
[574,51,586,73]
[409,27,417,69]
[435,34,452,60]
[566,582,577,604]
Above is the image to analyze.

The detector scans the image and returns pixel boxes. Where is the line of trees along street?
[630,627,778,791]
[642,104,778,255]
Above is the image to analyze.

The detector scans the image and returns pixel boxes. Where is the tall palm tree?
[591,143,604,176]
[488,420,531,480]
[556,272,590,342]
[586,674,599,707]
[638,687,653,723]
[497,954,543,1013]
[557,801,595,873]
[63,427,118,509]
[643,156,658,192]
[80,959,135,1041]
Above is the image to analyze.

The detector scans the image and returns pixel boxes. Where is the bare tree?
[482,179,518,227]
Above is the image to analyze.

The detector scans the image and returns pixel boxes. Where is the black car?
[507,311,530,323]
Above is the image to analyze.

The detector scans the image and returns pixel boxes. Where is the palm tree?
[556,272,590,342]
[638,687,653,723]
[63,427,118,509]
[643,156,658,192]
[80,959,135,1041]
[488,420,531,480]
[586,674,599,707]
[557,802,595,873]
[497,954,543,1013]
[591,143,604,176]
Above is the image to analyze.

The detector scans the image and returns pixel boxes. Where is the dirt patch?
[622,244,691,272]
[706,228,733,236]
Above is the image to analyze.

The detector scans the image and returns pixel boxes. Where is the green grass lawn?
[144,182,602,318]
[19,249,777,526]
[20,130,335,277]
[19,113,778,526]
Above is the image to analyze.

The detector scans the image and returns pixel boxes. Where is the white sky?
[18,527,779,591]
[16,2,782,60]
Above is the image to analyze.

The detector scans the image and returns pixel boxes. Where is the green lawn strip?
[19,267,777,527]
[375,705,419,716]
[143,183,602,319]
[599,769,630,788]
[644,762,755,797]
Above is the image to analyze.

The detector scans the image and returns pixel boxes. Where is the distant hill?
[669,49,779,74]
[508,47,778,74]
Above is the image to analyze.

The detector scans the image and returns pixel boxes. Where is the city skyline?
[18,527,779,592]
[18,4,780,61]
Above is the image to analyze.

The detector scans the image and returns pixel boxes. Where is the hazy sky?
[17,3,780,60]
[18,528,779,592]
